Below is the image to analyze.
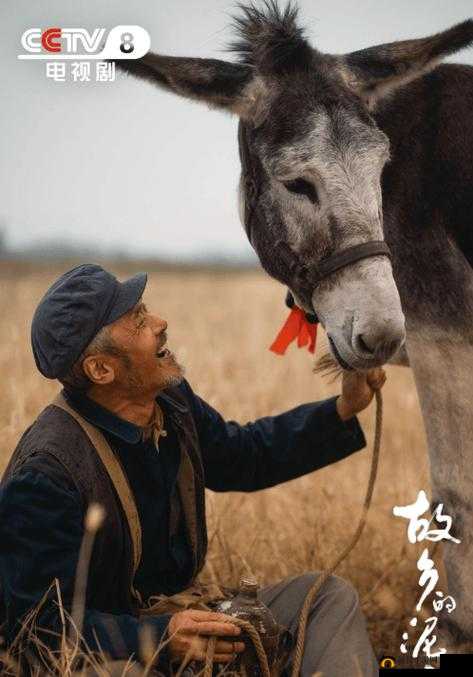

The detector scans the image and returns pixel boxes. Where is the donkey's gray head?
[117,2,473,369]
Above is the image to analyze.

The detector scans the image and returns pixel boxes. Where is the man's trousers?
[95,572,378,676]
[260,572,379,676]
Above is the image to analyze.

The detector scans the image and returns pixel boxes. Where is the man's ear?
[116,53,269,123]
[82,355,116,386]
[343,19,473,109]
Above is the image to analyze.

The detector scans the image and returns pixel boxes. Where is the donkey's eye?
[283,178,318,204]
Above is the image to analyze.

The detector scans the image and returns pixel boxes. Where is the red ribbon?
[270,306,318,355]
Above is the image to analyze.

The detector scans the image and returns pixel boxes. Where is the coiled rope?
[204,616,271,677]
[203,388,383,677]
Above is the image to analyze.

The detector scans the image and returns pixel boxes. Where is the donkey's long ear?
[116,53,267,122]
[344,19,473,109]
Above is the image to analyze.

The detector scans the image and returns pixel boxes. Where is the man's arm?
[0,460,171,666]
[180,381,369,492]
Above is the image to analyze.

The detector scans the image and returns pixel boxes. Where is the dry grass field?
[0,262,443,668]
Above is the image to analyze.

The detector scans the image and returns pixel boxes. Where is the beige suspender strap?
[51,393,142,584]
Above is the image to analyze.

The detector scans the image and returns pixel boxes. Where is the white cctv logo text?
[22,28,105,54]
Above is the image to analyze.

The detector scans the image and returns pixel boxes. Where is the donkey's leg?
[407,334,473,647]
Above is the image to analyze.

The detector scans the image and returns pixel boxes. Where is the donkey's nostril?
[353,328,404,361]
[355,333,376,355]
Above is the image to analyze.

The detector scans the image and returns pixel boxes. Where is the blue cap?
[31,264,148,379]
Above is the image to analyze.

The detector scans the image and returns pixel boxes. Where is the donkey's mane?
[228,0,314,74]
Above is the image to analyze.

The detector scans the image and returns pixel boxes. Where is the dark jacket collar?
[62,385,190,444]
[62,388,144,444]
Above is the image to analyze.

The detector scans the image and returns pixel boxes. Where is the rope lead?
[290,388,383,676]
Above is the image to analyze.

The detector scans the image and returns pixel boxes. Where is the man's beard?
[161,362,185,389]
[123,358,185,392]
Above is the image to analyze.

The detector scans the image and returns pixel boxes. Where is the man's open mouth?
[156,347,171,359]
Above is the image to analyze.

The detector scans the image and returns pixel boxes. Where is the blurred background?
[1,0,472,265]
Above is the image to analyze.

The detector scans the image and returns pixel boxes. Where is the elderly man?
[0,264,384,675]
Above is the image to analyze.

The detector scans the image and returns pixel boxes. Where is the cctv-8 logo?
[18,25,150,60]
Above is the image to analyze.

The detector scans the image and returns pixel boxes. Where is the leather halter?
[285,240,391,324]
[312,240,391,284]
[237,122,392,320]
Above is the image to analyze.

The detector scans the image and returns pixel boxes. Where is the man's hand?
[336,368,386,421]
[168,609,245,665]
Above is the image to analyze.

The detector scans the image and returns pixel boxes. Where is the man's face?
[107,300,184,394]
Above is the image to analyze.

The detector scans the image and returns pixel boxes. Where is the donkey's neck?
[374,63,473,338]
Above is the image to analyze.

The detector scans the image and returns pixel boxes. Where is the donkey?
[117,2,473,646]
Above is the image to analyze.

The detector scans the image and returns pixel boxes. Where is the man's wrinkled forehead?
[130,300,145,316]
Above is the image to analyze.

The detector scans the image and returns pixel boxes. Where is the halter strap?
[285,240,392,324]
[314,240,391,283]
